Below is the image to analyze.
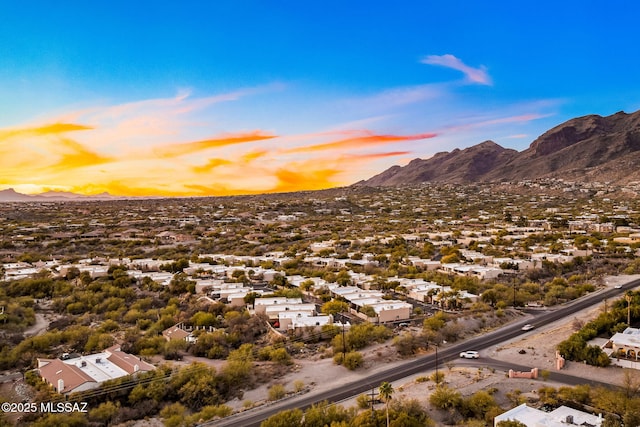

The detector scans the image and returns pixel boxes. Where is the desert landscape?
[218,276,637,425]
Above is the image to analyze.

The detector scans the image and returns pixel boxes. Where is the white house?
[494,403,602,426]
[254,297,303,315]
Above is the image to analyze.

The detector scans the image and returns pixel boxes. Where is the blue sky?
[1,1,639,196]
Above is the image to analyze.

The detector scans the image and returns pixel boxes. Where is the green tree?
[321,300,349,316]
[168,272,195,294]
[342,351,364,370]
[379,381,395,427]
[462,390,499,421]
[29,413,89,427]
[429,385,462,410]
[303,401,353,427]
[88,401,119,426]
[168,363,222,410]
[260,408,303,427]
[360,305,376,317]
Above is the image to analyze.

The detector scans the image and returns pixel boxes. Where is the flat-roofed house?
[494,403,602,426]
[277,312,332,330]
[264,304,316,320]
[253,297,303,315]
[609,327,640,363]
[370,301,412,323]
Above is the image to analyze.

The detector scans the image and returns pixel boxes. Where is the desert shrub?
[429,385,462,410]
[343,351,364,370]
[268,384,287,401]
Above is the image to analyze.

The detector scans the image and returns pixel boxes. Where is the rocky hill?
[359,110,640,186]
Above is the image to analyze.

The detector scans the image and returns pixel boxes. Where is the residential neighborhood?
[2,181,640,426]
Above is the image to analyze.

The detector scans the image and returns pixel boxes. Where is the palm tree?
[379,381,394,427]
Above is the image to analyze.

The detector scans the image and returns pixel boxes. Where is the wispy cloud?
[51,86,280,154]
[154,131,276,158]
[442,113,550,133]
[477,113,550,126]
[422,54,492,85]
[50,138,113,171]
[343,151,412,160]
[0,122,93,142]
[284,131,437,154]
[241,149,269,162]
[352,84,444,109]
[192,158,232,174]
[0,122,112,183]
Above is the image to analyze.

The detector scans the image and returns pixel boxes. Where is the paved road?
[207,279,640,426]
[457,357,616,389]
[0,372,22,383]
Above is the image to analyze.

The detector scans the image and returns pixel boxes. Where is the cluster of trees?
[261,398,433,427]
[557,291,640,366]
[0,269,273,370]
[392,312,470,356]
[326,322,392,370]
[428,384,504,425]
[0,296,35,332]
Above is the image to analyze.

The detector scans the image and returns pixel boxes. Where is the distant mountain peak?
[358,109,640,187]
[0,188,122,202]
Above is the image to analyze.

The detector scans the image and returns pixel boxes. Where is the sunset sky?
[2,1,639,196]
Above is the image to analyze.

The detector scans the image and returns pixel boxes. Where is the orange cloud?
[49,138,113,171]
[154,131,277,158]
[284,131,437,153]
[183,183,257,196]
[71,181,189,197]
[0,122,93,142]
[241,149,269,162]
[271,166,341,193]
[192,158,232,174]
[33,123,94,135]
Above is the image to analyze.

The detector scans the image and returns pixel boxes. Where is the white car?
[521,324,535,331]
[459,350,479,359]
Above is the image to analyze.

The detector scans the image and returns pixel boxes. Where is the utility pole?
[370,387,376,422]
[434,343,440,384]
[341,316,347,363]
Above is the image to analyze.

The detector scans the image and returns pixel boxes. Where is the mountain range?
[0,188,122,202]
[359,109,640,186]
